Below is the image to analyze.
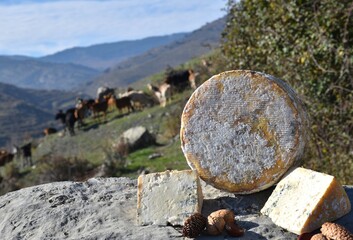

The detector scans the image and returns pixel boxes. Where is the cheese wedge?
[261,167,351,235]
[180,70,308,193]
[137,170,203,226]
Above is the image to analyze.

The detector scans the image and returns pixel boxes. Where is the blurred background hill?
[39,33,187,71]
[0,17,225,147]
[82,17,226,95]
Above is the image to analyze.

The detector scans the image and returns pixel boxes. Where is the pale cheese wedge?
[137,170,203,226]
[261,167,351,235]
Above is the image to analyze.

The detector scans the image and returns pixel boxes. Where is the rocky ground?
[0,177,351,240]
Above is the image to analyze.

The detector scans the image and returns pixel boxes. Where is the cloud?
[0,0,226,57]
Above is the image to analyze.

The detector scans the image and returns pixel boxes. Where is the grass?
[25,89,192,181]
[123,140,189,178]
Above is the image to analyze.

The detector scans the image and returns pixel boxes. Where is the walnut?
[320,222,353,240]
[206,215,225,235]
[225,222,245,237]
[310,233,328,240]
[205,209,244,237]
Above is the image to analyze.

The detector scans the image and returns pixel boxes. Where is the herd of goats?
[0,68,198,169]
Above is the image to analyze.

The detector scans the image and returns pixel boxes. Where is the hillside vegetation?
[221,0,353,183]
[0,88,195,196]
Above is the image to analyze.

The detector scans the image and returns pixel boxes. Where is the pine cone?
[321,222,353,240]
[182,213,207,238]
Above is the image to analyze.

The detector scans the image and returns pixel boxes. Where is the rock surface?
[0,177,351,239]
[116,126,156,151]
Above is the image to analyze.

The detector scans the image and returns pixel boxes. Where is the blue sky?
[0,0,227,57]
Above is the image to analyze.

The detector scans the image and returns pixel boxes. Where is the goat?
[119,91,156,110]
[116,96,134,114]
[147,83,172,107]
[96,87,115,102]
[55,108,76,136]
[13,143,32,168]
[105,94,117,112]
[0,149,14,167]
[43,127,57,136]
[74,100,90,128]
[90,100,108,121]
[164,69,197,92]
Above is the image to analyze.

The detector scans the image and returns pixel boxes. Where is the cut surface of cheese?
[180,70,308,194]
[261,167,351,235]
[137,170,203,226]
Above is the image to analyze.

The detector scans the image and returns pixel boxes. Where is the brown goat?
[0,149,14,167]
[164,69,197,92]
[106,94,117,112]
[90,100,108,120]
[43,127,57,136]
[116,96,134,114]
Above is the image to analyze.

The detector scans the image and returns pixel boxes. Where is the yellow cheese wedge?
[261,167,351,235]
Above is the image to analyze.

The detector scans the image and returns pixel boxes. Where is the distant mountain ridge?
[0,82,84,147]
[0,33,188,92]
[0,56,100,91]
[0,18,224,94]
[82,17,226,95]
[39,33,187,71]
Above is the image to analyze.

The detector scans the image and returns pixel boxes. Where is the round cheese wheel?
[180,70,308,194]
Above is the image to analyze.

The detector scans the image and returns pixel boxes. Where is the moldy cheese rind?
[180,70,308,194]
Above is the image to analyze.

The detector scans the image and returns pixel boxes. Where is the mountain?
[0,82,84,147]
[0,17,225,146]
[0,56,100,91]
[40,33,187,71]
[82,17,226,95]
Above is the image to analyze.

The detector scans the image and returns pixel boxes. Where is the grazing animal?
[105,94,117,112]
[65,109,76,135]
[147,83,172,107]
[90,100,108,120]
[85,99,96,116]
[123,91,156,110]
[164,69,197,92]
[118,89,144,98]
[75,101,89,128]
[43,127,57,136]
[86,99,96,108]
[55,110,66,126]
[96,87,115,102]
[115,96,134,114]
[13,143,32,168]
[55,108,77,136]
[0,149,14,167]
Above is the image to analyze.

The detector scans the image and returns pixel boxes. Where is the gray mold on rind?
[180,70,309,194]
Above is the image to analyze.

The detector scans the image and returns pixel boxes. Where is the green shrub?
[222,0,353,183]
[36,155,94,182]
